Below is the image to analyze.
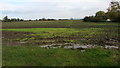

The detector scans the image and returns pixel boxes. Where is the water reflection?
[40,43,119,50]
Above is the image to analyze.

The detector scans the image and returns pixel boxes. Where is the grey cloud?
[0,0,112,19]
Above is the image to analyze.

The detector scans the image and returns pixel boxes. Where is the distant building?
[107,19,111,22]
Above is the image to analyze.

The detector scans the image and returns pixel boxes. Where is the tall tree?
[95,11,106,22]
[107,1,120,22]
[95,11,105,17]
[2,16,9,22]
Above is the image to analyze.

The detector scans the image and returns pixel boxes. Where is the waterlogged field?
[2,21,120,66]
[2,28,119,46]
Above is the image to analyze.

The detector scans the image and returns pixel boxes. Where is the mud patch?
[2,31,34,39]
[2,31,35,46]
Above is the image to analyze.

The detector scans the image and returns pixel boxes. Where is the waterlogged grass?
[2,28,78,38]
[2,28,72,33]
[2,28,118,44]
[2,28,115,37]
[3,45,119,66]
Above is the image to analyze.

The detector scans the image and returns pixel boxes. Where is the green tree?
[107,1,120,22]
[42,18,46,21]
[11,18,17,22]
[83,16,96,22]
[17,18,20,21]
[2,16,10,22]
[95,11,105,17]
[95,11,106,22]
[19,18,24,21]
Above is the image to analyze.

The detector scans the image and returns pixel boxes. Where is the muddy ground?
[2,30,119,48]
[2,31,34,46]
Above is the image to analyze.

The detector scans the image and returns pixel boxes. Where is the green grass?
[2,21,119,66]
[2,27,118,38]
[3,45,119,66]
[2,20,119,28]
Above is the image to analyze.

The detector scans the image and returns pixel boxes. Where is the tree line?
[2,16,57,22]
[83,1,120,22]
[2,16,73,22]
[2,16,24,22]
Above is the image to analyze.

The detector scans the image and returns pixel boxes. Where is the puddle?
[105,45,119,49]
[40,43,119,50]
[64,44,95,49]
[18,41,119,50]
[40,43,96,49]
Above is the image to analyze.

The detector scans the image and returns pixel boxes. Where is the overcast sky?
[0,0,117,19]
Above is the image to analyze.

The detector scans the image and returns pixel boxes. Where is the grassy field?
[3,45,119,66]
[2,20,120,66]
[2,20,118,28]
